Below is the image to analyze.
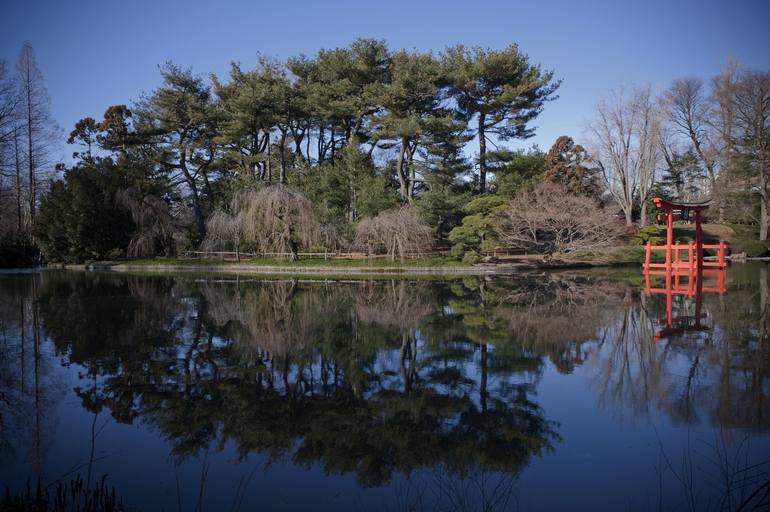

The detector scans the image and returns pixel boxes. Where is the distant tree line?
[0,40,767,265]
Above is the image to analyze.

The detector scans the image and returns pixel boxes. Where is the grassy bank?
[48,222,767,276]
[88,256,468,268]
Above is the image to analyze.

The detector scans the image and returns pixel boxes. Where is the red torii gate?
[642,197,728,342]
[643,197,727,270]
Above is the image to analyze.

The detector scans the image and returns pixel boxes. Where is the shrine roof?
[652,197,712,210]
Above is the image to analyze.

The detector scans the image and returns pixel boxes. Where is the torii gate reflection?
[643,267,727,341]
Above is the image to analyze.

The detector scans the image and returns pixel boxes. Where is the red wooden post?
[665,267,673,327]
[666,207,673,268]
[695,210,703,269]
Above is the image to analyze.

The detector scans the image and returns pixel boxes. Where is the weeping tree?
[202,208,246,260]
[353,206,434,260]
[115,188,177,258]
[204,185,331,260]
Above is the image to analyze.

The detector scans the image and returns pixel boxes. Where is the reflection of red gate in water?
[644,267,727,340]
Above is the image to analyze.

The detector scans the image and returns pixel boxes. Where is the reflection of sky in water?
[0,264,768,511]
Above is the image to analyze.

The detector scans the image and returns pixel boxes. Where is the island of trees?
[0,39,768,266]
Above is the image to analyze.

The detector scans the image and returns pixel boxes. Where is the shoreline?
[47,259,603,276]
[4,254,765,277]
[71,262,536,276]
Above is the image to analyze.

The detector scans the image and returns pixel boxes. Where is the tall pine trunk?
[396,137,409,199]
[279,132,287,184]
[478,113,487,193]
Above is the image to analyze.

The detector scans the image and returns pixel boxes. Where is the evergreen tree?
[443,44,559,192]
[35,158,135,262]
[373,50,459,201]
[135,64,220,245]
[542,136,599,196]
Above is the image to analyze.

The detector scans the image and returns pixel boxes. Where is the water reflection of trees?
[0,274,64,475]
[3,266,769,495]
[30,275,558,487]
[587,265,770,430]
[485,273,629,374]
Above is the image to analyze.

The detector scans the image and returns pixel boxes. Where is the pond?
[0,265,768,511]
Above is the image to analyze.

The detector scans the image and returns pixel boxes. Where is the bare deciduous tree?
[202,208,246,260]
[0,61,20,235]
[16,43,58,224]
[663,78,719,198]
[353,206,434,260]
[115,188,178,257]
[589,86,660,225]
[495,182,624,257]
[732,71,770,240]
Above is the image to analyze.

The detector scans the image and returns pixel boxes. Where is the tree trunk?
[318,123,326,163]
[759,172,770,242]
[186,175,206,245]
[406,141,417,201]
[480,343,488,412]
[478,113,487,193]
[14,128,22,233]
[279,132,287,184]
[202,171,214,209]
[396,137,409,199]
[25,72,35,223]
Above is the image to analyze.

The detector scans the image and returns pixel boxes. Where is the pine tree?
[444,45,559,193]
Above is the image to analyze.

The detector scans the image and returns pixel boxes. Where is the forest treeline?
[0,39,768,265]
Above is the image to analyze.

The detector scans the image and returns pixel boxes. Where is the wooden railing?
[643,241,727,269]
[181,250,448,261]
[180,248,527,261]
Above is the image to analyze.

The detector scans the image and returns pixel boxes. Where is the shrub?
[496,182,624,256]
[447,195,507,255]
[630,225,664,246]
[462,251,481,265]
[736,238,769,258]
[353,206,434,261]
[0,233,39,268]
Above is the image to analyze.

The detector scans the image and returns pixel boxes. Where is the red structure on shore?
[643,197,727,271]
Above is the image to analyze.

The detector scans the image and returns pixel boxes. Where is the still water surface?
[0,265,768,511]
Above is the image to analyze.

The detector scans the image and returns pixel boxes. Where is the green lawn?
[99,256,467,268]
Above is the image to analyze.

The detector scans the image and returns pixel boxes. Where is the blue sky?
[2,0,769,163]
